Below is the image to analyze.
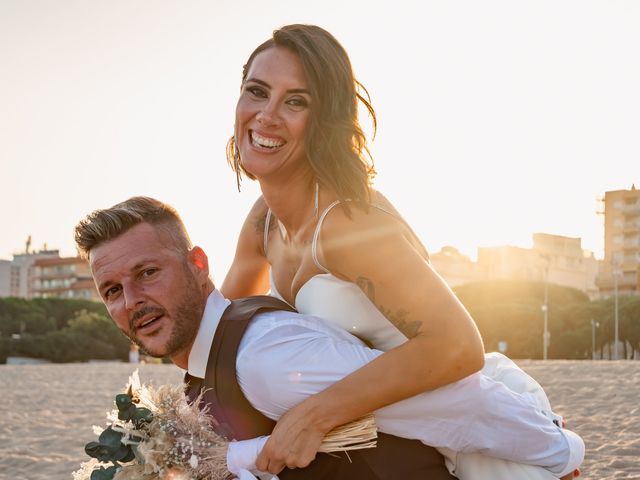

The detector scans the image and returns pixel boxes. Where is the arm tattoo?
[355,276,423,338]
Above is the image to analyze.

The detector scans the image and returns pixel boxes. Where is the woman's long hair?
[227,24,377,207]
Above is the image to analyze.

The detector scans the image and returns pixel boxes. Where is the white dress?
[265,203,565,480]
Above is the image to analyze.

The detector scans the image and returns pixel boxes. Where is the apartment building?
[0,260,11,297]
[31,256,100,300]
[430,246,481,287]
[1,249,61,298]
[597,185,640,297]
[532,233,599,298]
[475,233,599,298]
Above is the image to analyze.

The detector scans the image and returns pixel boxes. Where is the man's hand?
[255,401,330,474]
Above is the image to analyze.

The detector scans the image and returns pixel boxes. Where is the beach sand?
[0,360,638,480]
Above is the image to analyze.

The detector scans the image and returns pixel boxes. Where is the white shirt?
[188,290,583,479]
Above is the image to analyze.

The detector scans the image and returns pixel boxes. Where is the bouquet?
[73,371,377,480]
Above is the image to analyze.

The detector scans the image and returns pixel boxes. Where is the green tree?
[453,280,592,359]
[0,301,128,363]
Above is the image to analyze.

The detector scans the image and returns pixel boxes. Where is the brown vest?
[185,295,455,480]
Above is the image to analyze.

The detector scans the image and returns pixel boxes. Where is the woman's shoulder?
[240,195,271,233]
[319,192,405,245]
[321,190,403,230]
[318,190,429,261]
[247,194,269,220]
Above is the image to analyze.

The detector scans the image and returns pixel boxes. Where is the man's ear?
[189,246,210,280]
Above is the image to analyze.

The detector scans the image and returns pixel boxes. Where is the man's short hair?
[74,196,192,259]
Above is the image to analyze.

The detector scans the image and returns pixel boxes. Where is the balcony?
[623,222,640,232]
[622,203,640,216]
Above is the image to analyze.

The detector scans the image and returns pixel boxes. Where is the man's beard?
[128,268,203,359]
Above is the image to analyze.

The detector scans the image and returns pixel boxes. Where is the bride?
[221,24,579,480]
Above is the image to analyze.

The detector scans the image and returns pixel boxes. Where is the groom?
[75,196,581,480]
[76,196,456,479]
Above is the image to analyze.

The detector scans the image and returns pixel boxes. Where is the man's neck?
[181,288,232,377]
[170,284,215,370]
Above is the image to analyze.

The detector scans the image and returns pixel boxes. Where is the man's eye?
[142,268,158,278]
[105,286,120,299]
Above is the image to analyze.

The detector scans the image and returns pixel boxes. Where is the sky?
[1,0,638,282]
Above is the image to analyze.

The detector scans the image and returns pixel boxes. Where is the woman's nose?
[256,102,281,127]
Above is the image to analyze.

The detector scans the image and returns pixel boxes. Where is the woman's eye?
[247,86,267,98]
[287,97,308,109]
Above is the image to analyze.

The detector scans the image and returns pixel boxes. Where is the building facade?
[597,185,640,297]
[434,234,599,298]
[3,249,60,298]
[532,233,599,299]
[430,246,482,287]
[31,257,100,300]
[0,246,99,300]
[0,260,11,297]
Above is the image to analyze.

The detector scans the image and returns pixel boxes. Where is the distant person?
[128,343,140,364]
[75,197,583,479]
[221,24,580,478]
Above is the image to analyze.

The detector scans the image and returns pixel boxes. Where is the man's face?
[90,223,205,363]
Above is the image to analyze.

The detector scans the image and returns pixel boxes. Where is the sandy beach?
[0,360,638,480]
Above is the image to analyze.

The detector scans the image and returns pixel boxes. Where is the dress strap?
[263,209,273,256]
[311,200,343,273]
[312,201,420,273]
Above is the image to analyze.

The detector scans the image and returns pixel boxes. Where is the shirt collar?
[187,288,231,378]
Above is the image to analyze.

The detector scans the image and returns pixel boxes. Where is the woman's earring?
[314,181,319,218]
[234,142,242,192]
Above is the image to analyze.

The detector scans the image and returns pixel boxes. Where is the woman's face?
[235,46,312,181]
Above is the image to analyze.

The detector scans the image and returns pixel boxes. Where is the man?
[75,197,582,480]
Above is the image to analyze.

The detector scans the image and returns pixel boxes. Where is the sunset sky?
[1,0,638,282]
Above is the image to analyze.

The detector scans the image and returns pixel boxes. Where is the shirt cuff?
[556,428,585,477]
[227,436,270,476]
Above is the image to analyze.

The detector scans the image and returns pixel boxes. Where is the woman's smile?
[235,46,311,178]
[250,130,286,151]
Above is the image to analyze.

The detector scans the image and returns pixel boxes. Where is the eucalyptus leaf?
[85,441,117,462]
[115,394,133,410]
[118,444,136,463]
[90,465,117,480]
[98,426,123,449]
[132,407,153,425]
[118,404,137,421]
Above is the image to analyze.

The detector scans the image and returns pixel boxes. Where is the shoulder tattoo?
[253,211,278,235]
[355,276,423,338]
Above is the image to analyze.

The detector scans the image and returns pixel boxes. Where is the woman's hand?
[255,399,328,473]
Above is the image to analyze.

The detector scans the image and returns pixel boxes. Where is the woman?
[221,25,578,479]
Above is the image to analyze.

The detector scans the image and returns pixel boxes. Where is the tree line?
[454,280,640,359]
[0,297,129,363]
[0,280,638,363]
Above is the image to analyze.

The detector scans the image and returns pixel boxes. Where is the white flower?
[189,453,199,468]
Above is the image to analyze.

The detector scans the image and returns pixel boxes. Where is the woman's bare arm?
[256,205,485,474]
[220,197,271,299]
